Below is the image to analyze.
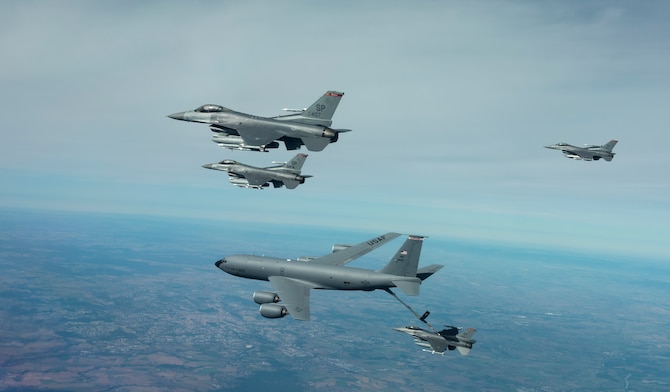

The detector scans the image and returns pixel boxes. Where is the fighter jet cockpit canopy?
[195,104,228,113]
[218,160,237,165]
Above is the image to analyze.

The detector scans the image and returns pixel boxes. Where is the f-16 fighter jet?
[394,325,477,355]
[214,233,444,321]
[168,91,351,152]
[544,140,618,161]
[202,153,311,189]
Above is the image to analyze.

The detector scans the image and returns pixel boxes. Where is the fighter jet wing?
[310,232,401,266]
[268,276,316,321]
[236,125,284,147]
[419,334,449,353]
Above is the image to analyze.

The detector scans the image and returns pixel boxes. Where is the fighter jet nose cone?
[167,112,186,121]
[202,164,214,170]
[215,259,223,268]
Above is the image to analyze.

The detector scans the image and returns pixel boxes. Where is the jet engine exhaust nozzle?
[322,128,337,141]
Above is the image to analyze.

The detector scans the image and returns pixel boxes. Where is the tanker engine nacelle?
[253,291,280,304]
[259,303,288,318]
[332,244,352,252]
[299,244,351,261]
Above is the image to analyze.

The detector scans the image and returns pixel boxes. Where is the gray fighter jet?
[214,233,444,321]
[168,91,351,152]
[394,325,477,355]
[202,153,311,189]
[544,139,618,161]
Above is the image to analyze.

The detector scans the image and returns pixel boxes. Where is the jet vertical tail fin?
[457,327,476,341]
[282,153,308,173]
[275,91,344,127]
[601,140,618,152]
[302,91,344,124]
[456,327,476,355]
[379,236,424,277]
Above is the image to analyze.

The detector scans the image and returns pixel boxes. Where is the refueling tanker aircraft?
[214,233,444,320]
[168,91,351,152]
[394,325,477,355]
[202,153,311,189]
[544,140,618,161]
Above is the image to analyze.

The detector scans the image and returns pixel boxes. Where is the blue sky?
[1,1,669,258]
